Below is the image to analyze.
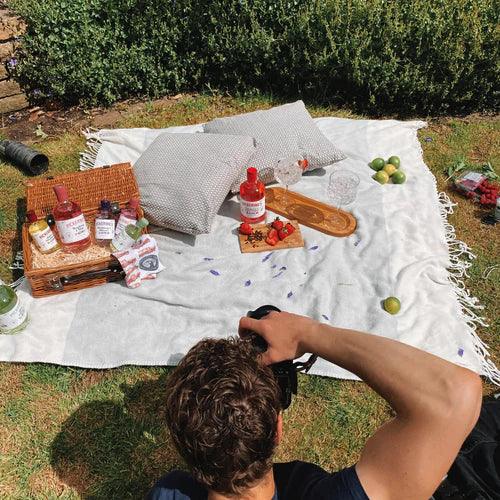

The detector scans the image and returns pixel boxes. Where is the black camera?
[246,305,317,410]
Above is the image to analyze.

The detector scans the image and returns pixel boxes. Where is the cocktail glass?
[273,153,308,208]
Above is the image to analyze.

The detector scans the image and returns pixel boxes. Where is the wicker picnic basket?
[22,162,146,297]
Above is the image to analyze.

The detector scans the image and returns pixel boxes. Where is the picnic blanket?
[2,117,498,384]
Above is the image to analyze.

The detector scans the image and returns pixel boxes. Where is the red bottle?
[115,197,139,236]
[53,184,91,252]
[239,167,266,224]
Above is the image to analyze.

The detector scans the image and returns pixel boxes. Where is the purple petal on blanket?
[458,348,464,357]
[175,251,183,255]
[287,291,293,298]
[244,280,251,287]
[209,269,220,276]
[279,266,287,271]
[203,257,214,261]
[271,264,277,269]
[262,252,274,262]
[272,271,284,279]
[322,314,330,321]
[309,245,319,251]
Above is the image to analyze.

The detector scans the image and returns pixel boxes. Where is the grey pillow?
[203,100,346,192]
[133,133,255,234]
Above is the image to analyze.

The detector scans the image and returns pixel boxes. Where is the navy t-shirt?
[146,461,368,499]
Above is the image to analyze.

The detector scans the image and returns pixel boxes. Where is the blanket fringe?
[437,191,500,385]
[79,128,102,170]
[10,276,26,289]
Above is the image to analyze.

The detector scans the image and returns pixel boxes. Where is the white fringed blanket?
[2,117,498,384]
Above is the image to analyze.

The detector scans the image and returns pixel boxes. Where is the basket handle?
[44,265,124,291]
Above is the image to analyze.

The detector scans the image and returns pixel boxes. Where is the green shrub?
[11,0,499,115]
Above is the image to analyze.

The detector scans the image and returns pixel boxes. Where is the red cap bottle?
[239,167,266,224]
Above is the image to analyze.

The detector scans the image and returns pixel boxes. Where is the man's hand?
[238,311,319,365]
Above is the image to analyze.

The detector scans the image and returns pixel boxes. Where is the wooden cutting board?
[265,187,357,237]
[239,220,304,253]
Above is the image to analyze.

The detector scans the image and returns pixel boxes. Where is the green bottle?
[0,279,29,334]
[110,218,149,252]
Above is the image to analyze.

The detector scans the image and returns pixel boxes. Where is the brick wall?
[0,4,27,114]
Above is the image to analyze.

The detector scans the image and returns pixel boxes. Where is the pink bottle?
[115,198,139,235]
[53,184,91,253]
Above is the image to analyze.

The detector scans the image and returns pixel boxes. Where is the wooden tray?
[239,220,304,253]
[265,187,356,237]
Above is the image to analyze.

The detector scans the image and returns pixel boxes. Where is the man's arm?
[239,311,482,500]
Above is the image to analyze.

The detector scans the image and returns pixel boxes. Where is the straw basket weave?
[22,163,145,297]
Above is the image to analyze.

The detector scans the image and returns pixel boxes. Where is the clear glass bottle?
[94,199,115,247]
[110,218,149,252]
[0,279,29,334]
[115,198,139,235]
[27,210,59,254]
[239,167,266,224]
[53,184,91,253]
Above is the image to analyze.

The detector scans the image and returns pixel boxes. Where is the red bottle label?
[56,214,90,244]
[240,198,266,219]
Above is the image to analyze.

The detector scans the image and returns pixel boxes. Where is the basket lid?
[25,163,140,217]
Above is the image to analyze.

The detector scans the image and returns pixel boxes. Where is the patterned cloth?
[203,101,346,192]
[112,235,164,288]
[132,132,256,234]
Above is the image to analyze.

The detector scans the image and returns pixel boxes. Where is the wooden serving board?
[239,220,304,253]
[265,187,357,237]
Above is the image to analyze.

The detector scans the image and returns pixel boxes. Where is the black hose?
[0,139,49,176]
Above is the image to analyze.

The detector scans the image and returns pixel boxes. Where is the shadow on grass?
[50,372,184,499]
[11,197,27,281]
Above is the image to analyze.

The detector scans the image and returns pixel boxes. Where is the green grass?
[0,95,498,499]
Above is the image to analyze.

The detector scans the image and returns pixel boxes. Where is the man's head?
[165,337,282,496]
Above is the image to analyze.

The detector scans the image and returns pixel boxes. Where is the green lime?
[392,170,406,184]
[383,163,397,176]
[373,170,389,184]
[370,158,386,171]
[388,156,401,168]
[384,297,401,315]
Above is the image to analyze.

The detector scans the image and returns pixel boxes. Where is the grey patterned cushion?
[203,100,346,192]
[133,133,255,234]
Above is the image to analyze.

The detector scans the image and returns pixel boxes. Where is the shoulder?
[146,470,207,500]
[274,461,368,500]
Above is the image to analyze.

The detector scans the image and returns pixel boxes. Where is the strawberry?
[271,218,284,231]
[265,236,278,246]
[267,227,278,239]
[285,222,295,234]
[239,222,253,235]
[278,228,289,240]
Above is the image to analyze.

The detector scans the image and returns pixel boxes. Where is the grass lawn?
[0,95,498,499]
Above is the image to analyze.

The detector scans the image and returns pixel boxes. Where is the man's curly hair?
[165,337,281,495]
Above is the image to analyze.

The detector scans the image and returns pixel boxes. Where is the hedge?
[10,0,500,115]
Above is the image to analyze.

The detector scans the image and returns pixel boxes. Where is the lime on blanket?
[384,297,401,314]
[388,156,401,168]
[373,171,389,184]
[392,170,406,184]
[370,158,386,171]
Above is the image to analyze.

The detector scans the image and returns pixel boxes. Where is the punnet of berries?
[453,171,499,207]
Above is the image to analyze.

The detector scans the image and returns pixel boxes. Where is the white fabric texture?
[132,132,256,234]
[2,117,498,384]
